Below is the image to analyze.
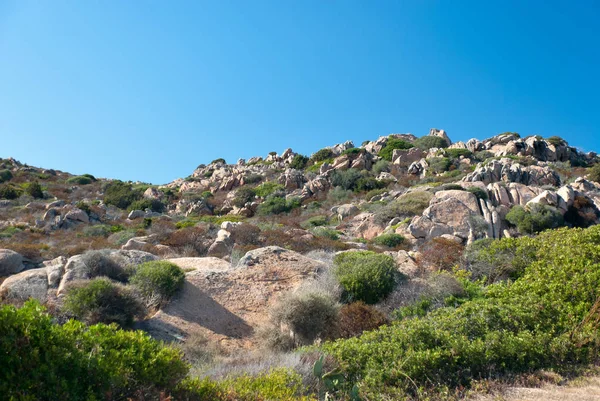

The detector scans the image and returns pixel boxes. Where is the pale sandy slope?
[472,376,600,401]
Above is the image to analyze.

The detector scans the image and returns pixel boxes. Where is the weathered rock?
[392,148,425,166]
[395,250,419,277]
[0,249,24,277]
[429,128,452,146]
[128,210,145,220]
[331,204,359,221]
[207,240,231,259]
[0,268,49,302]
[463,159,560,186]
[167,257,232,272]
[65,208,89,223]
[279,169,306,190]
[143,187,164,200]
[408,159,428,176]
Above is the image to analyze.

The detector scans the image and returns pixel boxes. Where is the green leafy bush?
[104,181,142,209]
[331,168,362,191]
[0,300,188,400]
[63,278,144,327]
[129,198,165,212]
[445,148,472,159]
[466,186,488,200]
[81,250,130,282]
[324,226,600,399]
[210,158,226,164]
[67,175,94,185]
[254,181,285,198]
[378,138,413,161]
[25,181,44,198]
[341,147,361,156]
[546,136,565,146]
[302,215,329,228]
[372,159,390,175]
[588,164,600,183]
[0,184,19,200]
[354,176,386,193]
[130,261,185,307]
[233,187,257,208]
[289,154,309,170]
[0,169,13,183]
[426,157,452,174]
[506,204,564,234]
[414,135,448,149]
[371,233,405,248]
[333,251,402,304]
[311,227,340,240]
[257,194,301,216]
[374,191,432,225]
[310,148,335,163]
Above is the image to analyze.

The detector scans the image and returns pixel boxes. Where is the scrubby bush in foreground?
[371,233,404,248]
[333,251,402,304]
[324,226,600,398]
[506,204,564,234]
[130,260,185,307]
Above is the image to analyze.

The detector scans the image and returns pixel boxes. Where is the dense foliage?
[378,138,413,161]
[130,260,186,307]
[324,226,600,399]
[103,181,143,210]
[506,204,564,234]
[333,251,402,304]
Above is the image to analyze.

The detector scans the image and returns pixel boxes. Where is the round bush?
[130,261,185,306]
[372,233,405,248]
[63,278,144,327]
[333,251,401,304]
[335,301,388,339]
[25,181,44,199]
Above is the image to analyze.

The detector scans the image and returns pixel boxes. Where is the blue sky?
[1,1,599,184]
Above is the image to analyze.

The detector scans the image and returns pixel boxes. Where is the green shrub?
[374,191,432,225]
[312,227,340,240]
[335,301,388,339]
[310,148,335,163]
[243,173,263,184]
[341,147,361,156]
[331,168,362,191]
[324,226,600,398]
[302,215,329,228]
[588,164,600,183]
[365,188,386,201]
[414,135,448,149]
[63,278,144,327]
[83,225,112,237]
[0,169,13,183]
[210,158,226,164]
[233,187,257,208]
[81,250,130,282]
[0,300,188,400]
[0,184,19,200]
[104,181,142,209]
[257,194,301,216]
[378,138,413,161]
[466,186,488,200]
[333,251,402,304]
[354,176,386,193]
[129,198,165,212]
[445,148,472,159]
[564,195,600,228]
[372,233,405,248]
[130,261,185,307]
[289,154,309,170]
[372,159,390,175]
[506,204,564,234]
[327,187,353,203]
[254,181,285,198]
[426,157,452,174]
[270,290,340,345]
[67,175,94,185]
[546,136,565,146]
[25,181,44,198]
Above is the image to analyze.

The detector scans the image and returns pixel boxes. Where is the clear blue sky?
[1,1,599,184]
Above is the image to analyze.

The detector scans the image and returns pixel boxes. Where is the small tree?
[26,181,44,199]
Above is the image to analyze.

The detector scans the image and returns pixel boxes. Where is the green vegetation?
[371,159,390,175]
[466,186,489,200]
[445,148,472,159]
[546,136,566,146]
[233,186,257,207]
[311,226,340,240]
[130,260,185,307]
[324,226,600,399]
[256,194,301,215]
[378,137,413,161]
[63,278,144,327]
[426,156,452,174]
[128,198,165,212]
[0,184,20,200]
[333,251,402,304]
[371,233,405,248]
[104,181,143,210]
[0,169,13,183]
[301,215,329,228]
[254,181,285,197]
[414,135,448,149]
[374,190,432,225]
[67,174,96,185]
[210,158,226,164]
[506,204,564,234]
[25,181,44,198]
[290,154,309,170]
[310,148,335,163]
[588,163,600,183]
[341,147,361,156]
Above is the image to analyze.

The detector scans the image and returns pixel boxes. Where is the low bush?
[467,186,488,200]
[301,215,329,228]
[310,148,335,163]
[564,195,600,228]
[0,169,13,183]
[371,232,405,248]
[289,154,309,170]
[130,260,185,307]
[426,156,452,174]
[25,181,44,198]
[81,250,130,282]
[374,191,432,225]
[66,175,94,185]
[365,188,386,201]
[333,251,402,304]
[270,289,340,346]
[129,198,165,212]
[335,301,388,339]
[254,181,285,198]
[588,163,600,183]
[311,227,340,240]
[378,137,413,161]
[506,204,564,234]
[243,173,263,184]
[445,148,472,159]
[546,136,566,146]
[417,237,464,271]
[371,159,390,175]
[414,135,448,149]
[63,278,145,327]
[233,187,257,208]
[210,158,226,165]
[0,184,19,200]
[354,176,386,193]
[104,181,142,210]
[256,194,301,216]
[330,168,362,191]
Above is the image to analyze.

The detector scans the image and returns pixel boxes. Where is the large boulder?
[0,268,48,302]
[167,257,232,273]
[64,208,89,224]
[0,249,24,277]
[429,128,452,146]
